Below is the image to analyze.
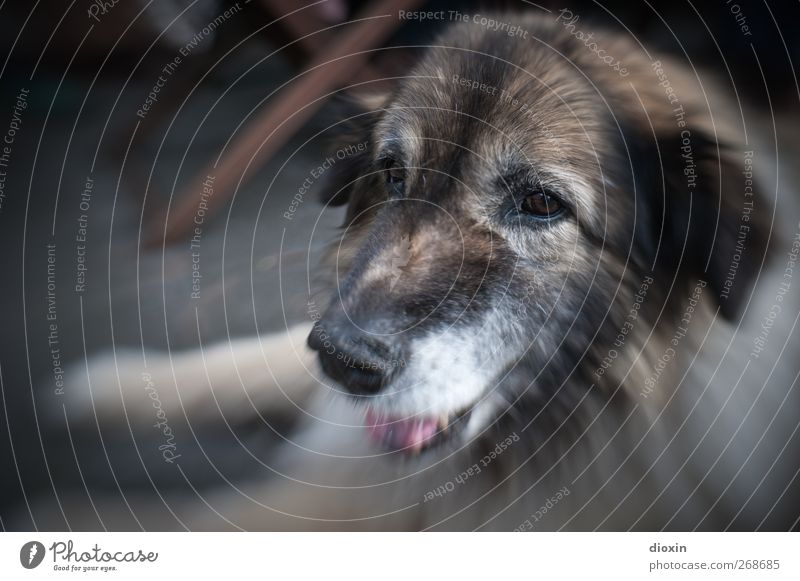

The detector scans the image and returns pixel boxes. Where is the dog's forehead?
[386,38,616,158]
[376,49,616,220]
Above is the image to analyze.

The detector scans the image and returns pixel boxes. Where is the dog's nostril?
[307,322,403,395]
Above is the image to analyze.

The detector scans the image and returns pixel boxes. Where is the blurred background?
[0,0,798,530]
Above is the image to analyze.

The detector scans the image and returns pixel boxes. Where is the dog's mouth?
[364,407,473,454]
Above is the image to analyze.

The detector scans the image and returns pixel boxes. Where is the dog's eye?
[383,159,405,194]
[519,190,565,220]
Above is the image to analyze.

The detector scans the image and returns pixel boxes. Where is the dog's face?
[308,16,767,454]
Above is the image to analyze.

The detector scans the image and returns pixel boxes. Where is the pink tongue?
[365,410,439,452]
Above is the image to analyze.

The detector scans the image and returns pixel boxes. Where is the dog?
[39,11,800,531]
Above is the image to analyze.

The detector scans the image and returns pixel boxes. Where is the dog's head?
[307,14,770,454]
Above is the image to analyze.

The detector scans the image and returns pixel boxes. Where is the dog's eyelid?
[376,156,407,174]
[375,150,407,169]
[526,177,575,214]
[536,187,572,213]
[511,165,578,206]
[498,172,574,215]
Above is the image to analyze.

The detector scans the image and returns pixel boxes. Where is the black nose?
[307,321,403,395]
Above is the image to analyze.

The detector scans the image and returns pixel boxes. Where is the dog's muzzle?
[307,319,476,454]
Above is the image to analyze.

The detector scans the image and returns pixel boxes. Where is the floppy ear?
[318,94,388,208]
[649,131,771,320]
